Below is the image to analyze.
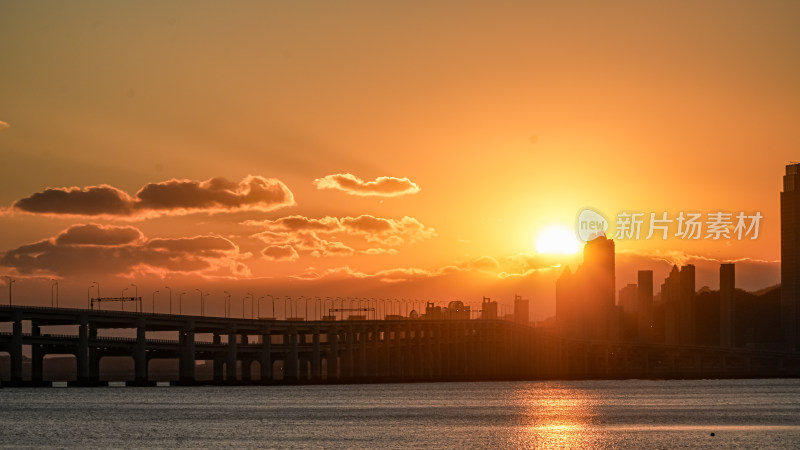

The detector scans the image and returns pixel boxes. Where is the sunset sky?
[1,1,799,319]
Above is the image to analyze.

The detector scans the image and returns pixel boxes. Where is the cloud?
[55,224,144,246]
[248,214,434,259]
[247,214,435,245]
[0,120,10,131]
[1,224,248,277]
[290,264,462,283]
[8,175,294,219]
[313,173,420,197]
[255,230,355,258]
[261,245,300,261]
[459,256,501,271]
[361,248,399,255]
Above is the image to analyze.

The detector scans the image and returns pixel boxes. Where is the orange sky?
[1,1,798,319]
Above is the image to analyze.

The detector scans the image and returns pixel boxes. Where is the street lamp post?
[50,279,58,308]
[165,286,172,314]
[248,293,254,319]
[267,294,275,319]
[179,292,186,315]
[90,281,99,310]
[130,284,137,312]
[122,287,129,312]
[3,276,14,306]
[257,296,264,318]
[224,291,231,318]
[195,289,203,316]
[152,290,159,313]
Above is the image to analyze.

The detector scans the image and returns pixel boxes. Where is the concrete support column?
[241,335,251,382]
[423,323,430,377]
[449,323,459,378]
[213,333,223,382]
[134,318,147,384]
[89,349,101,385]
[358,325,368,378]
[327,326,339,380]
[260,327,272,382]
[9,316,22,383]
[311,327,321,380]
[413,323,422,379]
[343,326,354,378]
[226,326,238,382]
[392,326,404,378]
[382,327,392,378]
[285,326,299,381]
[77,316,90,385]
[434,324,444,378]
[179,321,195,383]
[31,323,43,383]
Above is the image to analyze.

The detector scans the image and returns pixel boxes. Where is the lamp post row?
[2,279,475,321]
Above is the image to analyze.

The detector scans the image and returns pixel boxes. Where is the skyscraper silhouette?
[781,163,800,350]
[556,234,616,340]
[637,270,653,341]
[720,263,735,348]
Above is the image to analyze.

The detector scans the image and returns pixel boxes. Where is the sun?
[536,226,580,255]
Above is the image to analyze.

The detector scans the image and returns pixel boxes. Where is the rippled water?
[1,379,800,448]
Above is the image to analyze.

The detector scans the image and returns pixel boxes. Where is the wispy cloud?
[313,173,420,197]
[247,214,435,259]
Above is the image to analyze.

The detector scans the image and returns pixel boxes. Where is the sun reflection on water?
[510,383,600,449]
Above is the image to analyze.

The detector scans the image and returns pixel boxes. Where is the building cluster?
[419,297,530,325]
[555,234,739,347]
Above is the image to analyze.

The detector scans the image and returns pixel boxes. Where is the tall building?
[514,295,529,325]
[555,234,617,340]
[679,264,696,344]
[481,297,498,319]
[618,283,638,339]
[720,263,735,348]
[619,284,638,316]
[781,163,800,350]
[637,270,654,341]
[660,264,695,345]
[661,265,681,344]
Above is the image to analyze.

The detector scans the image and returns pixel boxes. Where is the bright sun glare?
[536,226,580,255]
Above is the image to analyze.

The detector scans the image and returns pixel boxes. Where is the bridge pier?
[285,326,299,382]
[327,326,339,380]
[10,314,23,384]
[179,321,195,383]
[31,323,43,383]
[134,318,147,385]
[226,326,237,383]
[213,333,224,382]
[342,327,354,379]
[260,326,272,382]
[241,335,251,382]
[311,327,321,380]
[76,317,90,385]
